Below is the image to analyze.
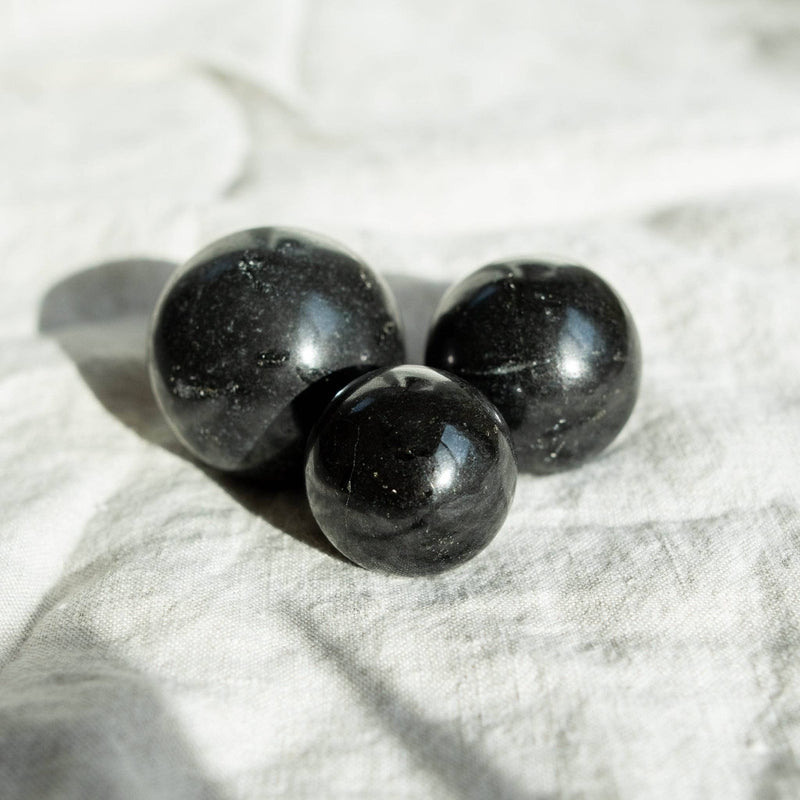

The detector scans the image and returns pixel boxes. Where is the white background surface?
[2,1,800,797]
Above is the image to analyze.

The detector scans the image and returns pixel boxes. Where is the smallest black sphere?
[305,366,517,576]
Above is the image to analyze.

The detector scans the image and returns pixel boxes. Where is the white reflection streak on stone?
[432,424,473,491]
[298,292,343,369]
[559,307,601,381]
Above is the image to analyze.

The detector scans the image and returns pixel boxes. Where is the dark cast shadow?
[37,257,337,558]
[38,260,449,559]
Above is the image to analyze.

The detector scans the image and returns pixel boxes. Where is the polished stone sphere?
[148,227,404,481]
[425,259,641,474]
[305,365,517,576]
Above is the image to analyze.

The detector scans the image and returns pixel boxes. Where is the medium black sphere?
[305,365,517,576]
[148,227,404,481]
[425,259,641,474]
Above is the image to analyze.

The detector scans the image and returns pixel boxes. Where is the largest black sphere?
[148,227,404,481]
[425,259,641,474]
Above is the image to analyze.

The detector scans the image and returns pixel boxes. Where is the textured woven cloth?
[2,1,800,798]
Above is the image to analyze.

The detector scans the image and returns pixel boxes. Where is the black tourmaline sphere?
[425,259,641,474]
[305,365,517,576]
[149,227,404,481]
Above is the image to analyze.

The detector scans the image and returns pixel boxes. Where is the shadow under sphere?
[38,257,336,558]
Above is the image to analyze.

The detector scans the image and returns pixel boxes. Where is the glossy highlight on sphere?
[305,366,517,576]
[425,259,641,474]
[148,227,404,481]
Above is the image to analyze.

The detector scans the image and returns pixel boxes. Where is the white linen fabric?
[2,1,800,797]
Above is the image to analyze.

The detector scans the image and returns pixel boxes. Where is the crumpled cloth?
[2,1,800,798]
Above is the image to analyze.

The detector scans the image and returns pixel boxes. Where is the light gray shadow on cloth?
[39,258,180,450]
[383,273,448,365]
[0,597,227,800]
[281,602,554,800]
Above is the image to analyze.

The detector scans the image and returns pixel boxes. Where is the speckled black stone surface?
[149,228,404,481]
[425,259,641,474]
[305,365,517,576]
